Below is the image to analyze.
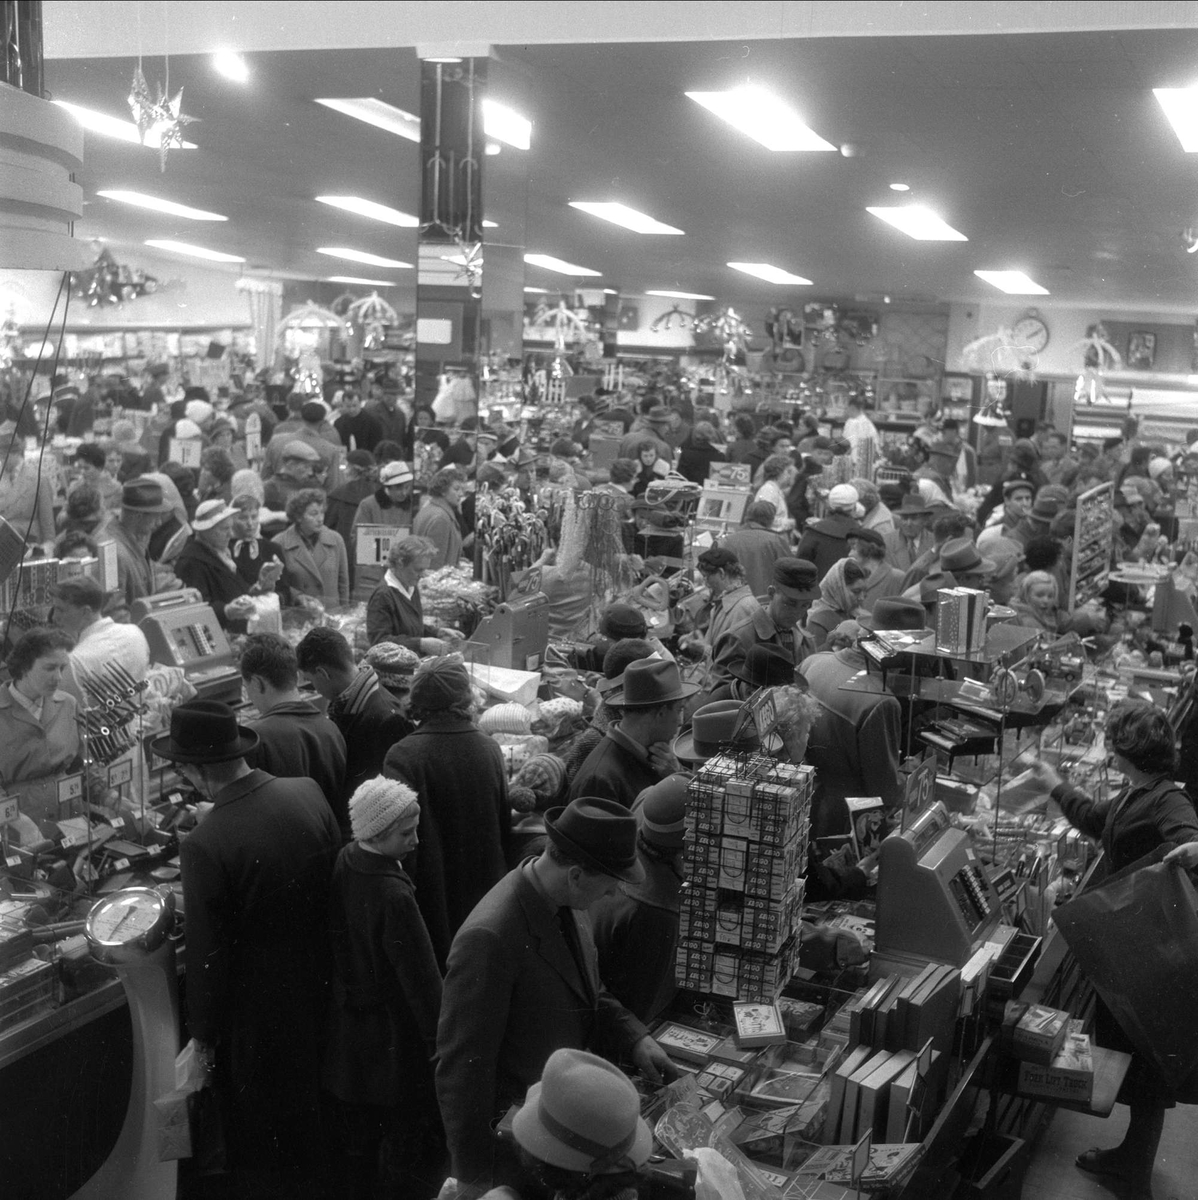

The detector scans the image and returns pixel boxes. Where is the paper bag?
[1053,848,1198,1090]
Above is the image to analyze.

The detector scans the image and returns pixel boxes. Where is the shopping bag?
[1053,847,1198,1090]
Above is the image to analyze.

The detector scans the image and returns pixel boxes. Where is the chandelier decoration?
[344,291,399,350]
[694,306,751,363]
[71,248,159,307]
[649,304,696,333]
[960,327,1040,381]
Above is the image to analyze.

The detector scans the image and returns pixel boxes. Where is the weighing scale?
[72,886,180,1200]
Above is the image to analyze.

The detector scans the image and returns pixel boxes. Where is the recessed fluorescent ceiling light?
[314,97,420,142]
[327,276,396,286]
[973,270,1049,295]
[727,262,813,285]
[145,239,244,262]
[52,99,198,149]
[889,182,910,192]
[523,286,549,293]
[482,220,498,228]
[1154,87,1198,151]
[524,253,601,276]
[315,195,419,227]
[685,86,836,151]
[646,289,715,300]
[866,205,968,241]
[482,99,531,149]
[485,141,501,156]
[97,190,226,221]
[569,202,684,235]
[316,247,413,268]
[212,50,249,83]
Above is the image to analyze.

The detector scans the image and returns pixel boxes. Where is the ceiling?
[43,26,1198,315]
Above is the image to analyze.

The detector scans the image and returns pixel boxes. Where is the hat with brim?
[121,477,172,513]
[866,596,928,632]
[281,440,322,463]
[544,798,645,883]
[918,570,957,604]
[940,537,996,576]
[728,642,797,688]
[192,499,238,531]
[1002,476,1035,499]
[602,657,698,709]
[893,493,932,517]
[511,1049,652,1175]
[379,460,414,487]
[672,700,760,764]
[150,699,259,764]
[646,405,673,426]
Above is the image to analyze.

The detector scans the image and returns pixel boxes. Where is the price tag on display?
[58,774,83,805]
[5,855,20,868]
[169,438,203,469]
[356,524,405,567]
[108,760,132,788]
[0,797,18,826]
[109,816,125,829]
[111,858,130,872]
[62,833,86,848]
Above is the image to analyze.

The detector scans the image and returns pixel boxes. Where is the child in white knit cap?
[324,777,444,1195]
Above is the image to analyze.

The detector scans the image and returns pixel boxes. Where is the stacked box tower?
[676,751,813,1003]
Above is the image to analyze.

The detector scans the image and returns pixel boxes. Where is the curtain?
[235,277,283,372]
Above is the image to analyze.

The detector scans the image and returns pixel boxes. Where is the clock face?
[1012,315,1050,354]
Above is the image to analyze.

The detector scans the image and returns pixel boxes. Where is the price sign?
[169,438,203,469]
[0,797,18,826]
[5,855,20,868]
[111,858,130,872]
[356,524,407,567]
[58,774,83,805]
[108,760,133,788]
[62,833,86,848]
[245,413,262,461]
[109,816,125,829]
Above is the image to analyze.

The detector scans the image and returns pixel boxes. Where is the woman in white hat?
[175,497,282,630]
[480,1047,651,1200]
[351,459,416,599]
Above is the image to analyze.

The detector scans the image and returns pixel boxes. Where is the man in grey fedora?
[110,475,174,605]
[158,699,341,1196]
[568,658,699,808]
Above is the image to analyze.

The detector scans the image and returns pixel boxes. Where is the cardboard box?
[1017,1021,1094,1104]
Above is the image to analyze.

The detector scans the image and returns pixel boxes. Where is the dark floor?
[1024,1103,1198,1200]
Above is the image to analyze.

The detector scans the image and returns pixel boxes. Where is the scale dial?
[86,886,175,964]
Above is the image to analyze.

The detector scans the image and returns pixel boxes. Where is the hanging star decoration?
[128,67,198,171]
[445,240,483,297]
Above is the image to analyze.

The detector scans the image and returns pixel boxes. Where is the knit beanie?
[510,754,567,814]
[184,399,214,427]
[479,701,532,736]
[1149,456,1172,480]
[410,655,472,712]
[350,776,419,842]
[633,774,689,849]
[537,696,583,725]
[231,469,265,504]
[599,603,648,641]
[363,641,421,687]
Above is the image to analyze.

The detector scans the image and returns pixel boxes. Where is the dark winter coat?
[327,666,413,802]
[180,770,340,1173]
[797,511,863,581]
[435,862,648,1188]
[383,714,510,966]
[174,536,251,629]
[247,698,349,835]
[324,843,442,1108]
[568,726,660,809]
[366,579,433,649]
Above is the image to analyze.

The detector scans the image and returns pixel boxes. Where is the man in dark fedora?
[898,509,972,592]
[161,699,341,1196]
[110,476,173,605]
[883,492,934,573]
[703,641,797,707]
[672,699,763,767]
[569,658,698,807]
[709,557,820,693]
[938,536,997,593]
[436,796,676,1193]
[801,597,923,896]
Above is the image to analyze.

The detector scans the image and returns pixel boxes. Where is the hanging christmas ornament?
[1072,323,1122,371]
[445,241,483,297]
[650,304,695,333]
[127,67,197,171]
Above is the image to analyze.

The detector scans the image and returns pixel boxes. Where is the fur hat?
[349,776,419,842]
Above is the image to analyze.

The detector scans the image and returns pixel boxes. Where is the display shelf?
[1068,483,1115,608]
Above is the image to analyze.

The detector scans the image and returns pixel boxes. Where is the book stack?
[676,752,814,1002]
[1016,1018,1095,1104]
[819,964,961,1145]
[793,1142,923,1193]
[935,587,989,655]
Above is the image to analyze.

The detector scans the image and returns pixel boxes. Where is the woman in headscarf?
[805,557,870,651]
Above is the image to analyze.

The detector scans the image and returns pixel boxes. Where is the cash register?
[466,590,550,671]
[874,802,1013,969]
[131,590,242,705]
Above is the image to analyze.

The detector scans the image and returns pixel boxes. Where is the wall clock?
[1011,310,1050,354]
